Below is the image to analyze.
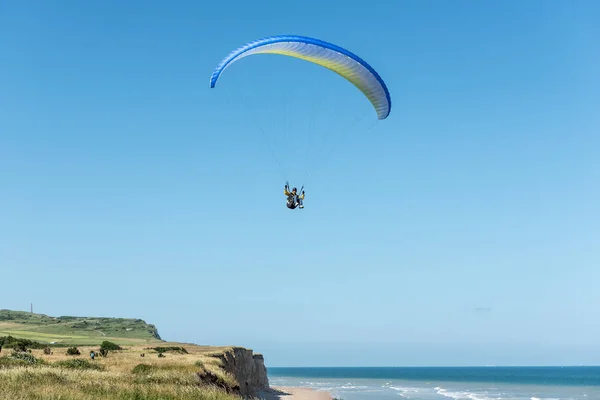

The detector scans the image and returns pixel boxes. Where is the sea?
[267,367,600,400]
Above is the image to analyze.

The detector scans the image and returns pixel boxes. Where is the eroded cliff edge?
[213,347,270,397]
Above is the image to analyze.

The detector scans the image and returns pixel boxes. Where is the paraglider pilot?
[285,182,304,209]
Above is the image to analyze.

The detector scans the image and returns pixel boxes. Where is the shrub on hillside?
[55,359,104,371]
[9,351,45,365]
[0,336,46,351]
[100,341,122,351]
[132,363,154,374]
[12,342,27,352]
[152,346,188,354]
[66,347,80,356]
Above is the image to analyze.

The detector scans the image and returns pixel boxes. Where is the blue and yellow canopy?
[210,35,391,120]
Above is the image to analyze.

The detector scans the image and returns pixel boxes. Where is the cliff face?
[218,347,269,397]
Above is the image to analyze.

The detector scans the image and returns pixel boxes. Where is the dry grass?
[0,344,242,400]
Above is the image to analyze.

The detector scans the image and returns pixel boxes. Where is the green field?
[0,309,163,346]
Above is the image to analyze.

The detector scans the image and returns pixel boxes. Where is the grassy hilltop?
[0,309,261,400]
[0,309,162,346]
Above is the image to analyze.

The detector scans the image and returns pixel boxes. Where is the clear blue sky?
[1,0,599,367]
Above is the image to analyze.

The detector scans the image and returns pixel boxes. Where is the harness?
[285,183,303,209]
[286,195,297,208]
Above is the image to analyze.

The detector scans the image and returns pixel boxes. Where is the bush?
[54,359,104,371]
[43,347,52,355]
[0,336,14,348]
[0,336,46,351]
[100,341,122,351]
[9,351,45,365]
[152,346,188,354]
[66,347,80,356]
[0,356,23,368]
[12,342,27,352]
[132,363,154,374]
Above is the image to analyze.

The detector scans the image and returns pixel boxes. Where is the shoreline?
[259,386,333,400]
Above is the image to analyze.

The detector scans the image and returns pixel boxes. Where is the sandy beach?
[258,386,333,400]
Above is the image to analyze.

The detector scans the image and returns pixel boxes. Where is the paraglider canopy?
[210,35,391,120]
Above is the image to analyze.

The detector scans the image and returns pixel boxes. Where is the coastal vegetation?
[0,339,243,400]
[0,310,261,400]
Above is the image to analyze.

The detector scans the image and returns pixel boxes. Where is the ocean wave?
[298,381,337,388]
[437,387,495,400]
[530,398,561,400]
[384,384,422,398]
[336,382,371,389]
[299,381,374,391]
